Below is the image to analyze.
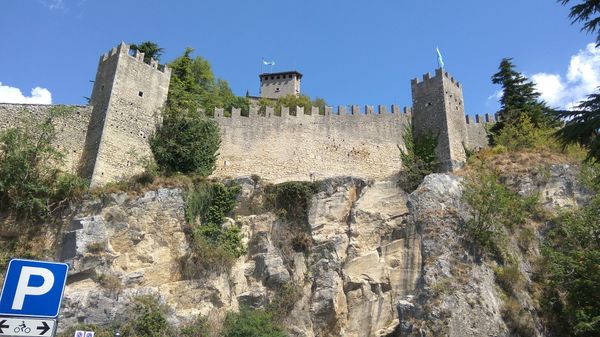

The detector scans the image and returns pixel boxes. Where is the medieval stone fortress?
[0,42,493,186]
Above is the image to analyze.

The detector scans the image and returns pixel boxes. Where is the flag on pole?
[436,47,444,69]
[262,59,275,66]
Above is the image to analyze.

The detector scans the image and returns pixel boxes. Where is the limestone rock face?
[55,177,419,337]
[50,164,589,336]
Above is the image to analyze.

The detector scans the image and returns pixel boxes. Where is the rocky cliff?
[1,162,591,337]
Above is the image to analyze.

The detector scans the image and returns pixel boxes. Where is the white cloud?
[0,82,52,104]
[40,0,65,10]
[532,43,600,109]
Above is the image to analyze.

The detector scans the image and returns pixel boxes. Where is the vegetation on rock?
[398,124,439,192]
[0,106,87,220]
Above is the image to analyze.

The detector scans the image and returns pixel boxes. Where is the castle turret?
[81,42,171,186]
[259,71,302,99]
[411,68,468,171]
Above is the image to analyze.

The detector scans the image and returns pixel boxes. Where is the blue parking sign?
[0,259,69,318]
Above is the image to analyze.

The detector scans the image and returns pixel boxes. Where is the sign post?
[0,259,69,337]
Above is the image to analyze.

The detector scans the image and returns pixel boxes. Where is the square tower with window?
[259,71,302,99]
[411,68,468,171]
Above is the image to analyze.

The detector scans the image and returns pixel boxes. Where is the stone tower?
[81,42,171,186]
[259,71,302,99]
[411,68,468,171]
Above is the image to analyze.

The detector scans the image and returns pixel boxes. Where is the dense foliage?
[541,191,600,336]
[221,307,287,337]
[553,92,600,164]
[186,182,244,270]
[150,112,221,176]
[490,58,556,144]
[462,166,538,260]
[130,41,164,63]
[167,48,249,116]
[0,106,87,220]
[398,124,439,192]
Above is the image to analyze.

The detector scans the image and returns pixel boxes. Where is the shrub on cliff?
[398,124,439,192]
[0,106,88,220]
[185,181,244,271]
[221,307,287,337]
[150,111,221,176]
[541,188,600,337]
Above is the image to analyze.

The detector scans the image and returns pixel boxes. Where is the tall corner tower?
[411,68,468,171]
[81,42,172,186]
[259,71,302,99]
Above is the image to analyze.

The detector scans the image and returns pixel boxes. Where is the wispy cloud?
[40,0,65,10]
[0,82,52,104]
[532,43,600,110]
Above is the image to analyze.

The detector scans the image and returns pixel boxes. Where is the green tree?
[555,1,600,163]
[559,0,600,46]
[166,48,249,116]
[491,58,554,130]
[149,112,221,176]
[554,93,600,163]
[130,41,164,63]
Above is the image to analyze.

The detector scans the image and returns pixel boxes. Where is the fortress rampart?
[212,105,412,182]
[0,103,92,172]
[0,42,493,186]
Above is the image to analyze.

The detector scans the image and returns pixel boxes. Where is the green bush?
[0,106,88,220]
[185,182,244,271]
[493,115,554,151]
[541,193,600,337]
[221,307,287,337]
[266,181,319,225]
[462,167,537,260]
[121,296,172,337]
[398,124,439,192]
[150,112,221,176]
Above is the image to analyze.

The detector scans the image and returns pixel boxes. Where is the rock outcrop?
[29,163,590,336]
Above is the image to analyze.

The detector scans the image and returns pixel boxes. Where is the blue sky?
[0,0,598,115]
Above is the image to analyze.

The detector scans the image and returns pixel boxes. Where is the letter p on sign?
[0,259,69,318]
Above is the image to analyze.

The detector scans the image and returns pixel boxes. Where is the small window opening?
[275,88,280,92]
[138,91,144,97]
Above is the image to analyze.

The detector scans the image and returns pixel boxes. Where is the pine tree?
[559,0,600,46]
[491,58,554,129]
[554,93,600,162]
[129,41,164,63]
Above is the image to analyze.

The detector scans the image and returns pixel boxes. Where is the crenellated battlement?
[99,42,170,75]
[212,104,413,120]
[411,68,461,92]
[465,113,498,124]
[0,41,493,186]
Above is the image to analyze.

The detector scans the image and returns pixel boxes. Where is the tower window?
[275,88,280,92]
[138,91,144,97]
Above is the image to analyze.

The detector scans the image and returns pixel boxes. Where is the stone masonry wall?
[85,43,171,187]
[211,105,411,182]
[411,69,469,171]
[0,103,92,173]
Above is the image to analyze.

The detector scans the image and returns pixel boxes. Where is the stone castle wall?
[212,105,412,182]
[0,103,92,173]
[0,42,493,186]
[84,43,171,187]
